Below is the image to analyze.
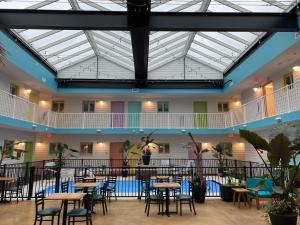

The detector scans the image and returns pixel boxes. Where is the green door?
[24,142,34,163]
[193,101,208,128]
[128,101,141,128]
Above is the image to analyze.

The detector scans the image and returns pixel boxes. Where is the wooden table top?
[151,176,171,180]
[83,176,106,180]
[46,193,86,201]
[232,188,249,193]
[73,182,99,188]
[153,182,181,189]
[0,177,17,181]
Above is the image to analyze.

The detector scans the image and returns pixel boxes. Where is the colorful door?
[128,101,141,128]
[193,101,208,128]
[111,101,124,128]
[263,82,275,117]
[28,92,38,121]
[109,142,124,167]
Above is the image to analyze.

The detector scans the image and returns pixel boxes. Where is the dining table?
[153,182,181,216]
[83,176,106,181]
[73,182,100,193]
[0,177,17,203]
[46,193,86,225]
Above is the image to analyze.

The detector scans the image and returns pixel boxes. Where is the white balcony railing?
[0,80,300,130]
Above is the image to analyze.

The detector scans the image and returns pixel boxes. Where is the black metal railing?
[0,162,270,200]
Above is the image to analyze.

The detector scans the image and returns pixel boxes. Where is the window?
[80,142,93,155]
[284,73,294,88]
[52,101,64,113]
[10,84,19,96]
[218,102,229,112]
[157,102,169,113]
[158,143,170,154]
[48,143,57,156]
[82,101,95,113]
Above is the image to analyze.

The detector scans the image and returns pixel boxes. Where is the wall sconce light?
[32,124,37,129]
[147,101,151,104]
[235,101,241,106]
[181,129,187,133]
[139,129,144,133]
[253,87,260,92]
[26,89,32,94]
[96,129,102,133]
[243,124,247,128]
[293,66,300,71]
[99,101,104,105]
[41,100,46,104]
[275,117,282,123]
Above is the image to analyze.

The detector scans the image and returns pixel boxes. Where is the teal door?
[128,101,141,128]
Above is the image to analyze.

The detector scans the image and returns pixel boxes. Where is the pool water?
[43,179,220,195]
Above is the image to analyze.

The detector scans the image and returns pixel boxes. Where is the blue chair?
[246,178,273,209]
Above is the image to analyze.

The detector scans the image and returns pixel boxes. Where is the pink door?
[111,101,124,128]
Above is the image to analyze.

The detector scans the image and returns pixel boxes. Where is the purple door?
[111,101,124,128]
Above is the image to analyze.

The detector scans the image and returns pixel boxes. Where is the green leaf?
[268,133,292,167]
[239,129,269,151]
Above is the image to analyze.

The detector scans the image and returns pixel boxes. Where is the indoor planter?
[220,183,244,202]
[120,140,134,177]
[187,132,208,203]
[140,132,158,166]
[240,124,300,225]
[210,142,232,178]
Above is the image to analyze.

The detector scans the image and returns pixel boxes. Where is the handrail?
[0,79,299,129]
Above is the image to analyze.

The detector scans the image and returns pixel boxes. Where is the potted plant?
[187,132,207,203]
[119,140,134,177]
[211,142,232,177]
[220,175,245,202]
[140,132,158,165]
[51,143,79,169]
[0,140,24,166]
[240,128,300,225]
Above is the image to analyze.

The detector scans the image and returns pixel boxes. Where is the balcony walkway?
[0,199,270,225]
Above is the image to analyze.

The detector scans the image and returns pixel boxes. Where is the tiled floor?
[0,198,295,225]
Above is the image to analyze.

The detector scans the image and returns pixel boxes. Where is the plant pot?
[121,168,129,177]
[142,155,151,165]
[192,181,206,203]
[269,213,298,225]
[220,185,244,202]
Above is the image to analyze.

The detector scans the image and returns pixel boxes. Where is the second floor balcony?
[0,80,300,130]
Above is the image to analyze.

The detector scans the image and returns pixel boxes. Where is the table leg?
[62,199,68,225]
[238,193,241,208]
[165,188,170,217]
[233,191,236,206]
[0,181,5,203]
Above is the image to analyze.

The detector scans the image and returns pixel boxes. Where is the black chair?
[93,182,108,215]
[172,175,182,201]
[67,194,93,225]
[74,176,84,193]
[33,191,61,225]
[5,177,25,203]
[141,176,155,201]
[106,176,117,202]
[175,181,196,216]
[144,181,164,216]
[61,181,77,208]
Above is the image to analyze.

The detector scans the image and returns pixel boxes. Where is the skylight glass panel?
[47,42,92,63]
[38,0,71,10]
[29,30,83,49]
[0,1,38,9]
[208,0,239,12]
[228,32,258,43]
[18,29,54,40]
[93,31,132,49]
[150,36,188,56]
[188,51,226,71]
[96,44,133,63]
[202,32,248,51]
[94,38,132,56]
[190,43,233,65]
[55,50,95,69]
[227,0,284,12]
[40,34,88,56]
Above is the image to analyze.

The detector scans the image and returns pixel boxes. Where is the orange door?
[109,142,124,168]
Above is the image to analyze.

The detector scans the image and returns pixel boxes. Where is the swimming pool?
[43,179,220,196]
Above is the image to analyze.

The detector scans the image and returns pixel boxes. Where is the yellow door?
[263,82,275,117]
[28,92,38,121]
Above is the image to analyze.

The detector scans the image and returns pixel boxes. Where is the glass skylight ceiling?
[1,0,298,78]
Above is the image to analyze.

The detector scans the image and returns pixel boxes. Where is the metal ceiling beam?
[0,10,298,32]
[57,78,224,89]
[182,0,211,59]
[127,0,151,87]
[68,0,100,58]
